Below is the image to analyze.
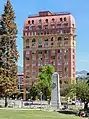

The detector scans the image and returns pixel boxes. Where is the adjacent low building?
[18,73,24,98]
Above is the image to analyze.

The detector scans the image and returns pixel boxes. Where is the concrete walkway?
[0,107,54,112]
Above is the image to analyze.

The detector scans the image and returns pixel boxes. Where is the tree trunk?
[84,102,88,110]
[43,88,46,100]
[5,96,8,107]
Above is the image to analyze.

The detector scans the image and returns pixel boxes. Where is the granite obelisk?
[51,72,61,110]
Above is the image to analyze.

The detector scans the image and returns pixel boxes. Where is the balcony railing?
[24,24,70,31]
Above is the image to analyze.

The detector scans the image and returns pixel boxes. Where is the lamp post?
[40,91,42,109]
[21,99,23,108]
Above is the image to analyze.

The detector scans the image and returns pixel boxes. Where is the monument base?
[51,101,61,110]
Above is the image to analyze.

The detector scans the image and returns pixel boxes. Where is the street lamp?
[40,91,42,109]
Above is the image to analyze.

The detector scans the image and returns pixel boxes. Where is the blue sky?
[0,0,89,71]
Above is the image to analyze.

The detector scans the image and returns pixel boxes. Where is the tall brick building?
[23,11,76,95]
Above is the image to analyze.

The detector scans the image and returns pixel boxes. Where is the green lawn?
[0,109,81,119]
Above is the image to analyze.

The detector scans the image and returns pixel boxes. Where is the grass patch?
[0,109,81,119]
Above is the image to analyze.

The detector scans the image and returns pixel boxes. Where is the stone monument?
[51,72,61,110]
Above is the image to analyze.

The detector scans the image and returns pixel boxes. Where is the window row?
[26,43,69,48]
[25,37,69,43]
[24,29,70,35]
[25,49,75,55]
[25,71,75,79]
[25,23,69,30]
[27,17,68,25]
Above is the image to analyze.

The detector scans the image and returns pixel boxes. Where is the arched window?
[52,18,55,22]
[60,18,62,22]
[58,37,62,41]
[64,17,66,21]
[64,81,68,84]
[32,38,36,42]
[39,19,42,23]
[45,19,48,23]
[32,20,34,24]
[51,37,54,41]
[28,20,30,24]
[26,39,29,48]
[60,80,62,84]
[26,39,29,44]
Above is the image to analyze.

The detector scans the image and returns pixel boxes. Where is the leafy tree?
[29,86,40,100]
[66,80,89,110]
[0,0,18,107]
[37,65,54,100]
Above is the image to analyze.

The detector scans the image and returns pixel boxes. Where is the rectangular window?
[73,61,75,66]
[73,55,75,59]
[38,51,42,54]
[38,63,43,66]
[64,37,68,40]
[26,51,30,55]
[60,30,62,34]
[31,26,35,30]
[58,56,62,60]
[25,26,29,30]
[64,41,68,46]
[64,23,68,26]
[73,36,75,40]
[73,74,75,77]
[64,55,67,59]
[35,32,36,35]
[45,50,47,54]
[45,57,48,60]
[58,67,62,72]
[65,67,68,72]
[26,57,30,60]
[32,57,36,60]
[32,43,36,47]
[38,39,42,43]
[51,25,55,29]
[58,50,60,53]
[51,43,54,45]
[58,62,62,65]
[73,42,74,46]
[26,65,29,70]
[72,24,74,28]
[45,39,48,42]
[38,45,42,48]
[44,43,48,48]
[73,49,75,53]
[44,25,48,29]
[39,57,42,60]
[73,67,75,72]
[65,62,68,65]
[51,56,55,60]
[32,51,36,54]
[57,24,61,28]
[64,49,68,53]
[52,50,55,54]
[38,25,42,30]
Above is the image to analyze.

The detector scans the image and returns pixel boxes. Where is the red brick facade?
[23,11,76,93]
